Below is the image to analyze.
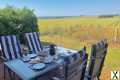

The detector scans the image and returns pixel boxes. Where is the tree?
[0,6,38,35]
[0,6,39,44]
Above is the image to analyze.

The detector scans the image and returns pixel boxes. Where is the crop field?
[38,17,120,80]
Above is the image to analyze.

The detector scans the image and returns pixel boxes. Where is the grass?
[105,48,120,68]
[38,16,120,80]
[38,17,120,43]
[41,35,120,80]
[41,35,85,50]
[38,17,120,28]
[40,35,120,67]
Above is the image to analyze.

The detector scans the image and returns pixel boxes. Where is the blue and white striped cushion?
[0,35,22,60]
[25,32,42,54]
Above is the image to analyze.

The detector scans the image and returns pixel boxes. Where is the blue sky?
[0,0,120,17]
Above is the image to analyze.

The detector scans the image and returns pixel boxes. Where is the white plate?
[27,54,37,58]
[31,63,46,70]
[22,57,30,62]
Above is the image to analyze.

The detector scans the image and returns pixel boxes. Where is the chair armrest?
[0,56,7,62]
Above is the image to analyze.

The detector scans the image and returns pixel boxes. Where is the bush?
[0,6,39,44]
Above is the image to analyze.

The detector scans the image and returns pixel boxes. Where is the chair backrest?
[87,40,108,79]
[0,35,22,60]
[63,47,87,80]
[25,32,42,53]
[64,53,81,80]
[79,48,88,80]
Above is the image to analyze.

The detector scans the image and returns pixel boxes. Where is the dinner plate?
[22,57,30,62]
[27,54,37,59]
[31,63,46,70]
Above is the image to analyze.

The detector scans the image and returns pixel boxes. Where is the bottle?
[49,44,56,56]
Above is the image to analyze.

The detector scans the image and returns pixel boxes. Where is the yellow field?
[38,17,120,80]
[38,17,120,48]
[38,17,120,27]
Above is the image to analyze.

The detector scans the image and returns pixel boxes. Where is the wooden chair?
[24,32,43,54]
[85,40,108,80]
[52,47,88,80]
[0,35,23,80]
[78,47,88,80]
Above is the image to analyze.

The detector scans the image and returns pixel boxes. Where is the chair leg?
[7,68,13,80]
[3,64,17,80]
[12,72,15,80]
[4,66,14,80]
[3,64,6,80]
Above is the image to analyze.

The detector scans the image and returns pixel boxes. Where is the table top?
[44,46,77,56]
[4,46,77,80]
[5,59,60,80]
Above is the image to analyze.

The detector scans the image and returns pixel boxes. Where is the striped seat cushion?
[25,32,42,54]
[0,35,22,60]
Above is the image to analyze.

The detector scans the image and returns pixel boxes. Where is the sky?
[0,0,120,17]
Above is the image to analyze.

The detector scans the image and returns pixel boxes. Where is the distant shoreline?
[38,14,119,19]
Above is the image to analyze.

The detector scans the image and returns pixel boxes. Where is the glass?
[22,47,31,62]
[49,44,56,56]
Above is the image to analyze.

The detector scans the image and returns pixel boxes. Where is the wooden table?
[3,46,77,80]
[5,58,60,80]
